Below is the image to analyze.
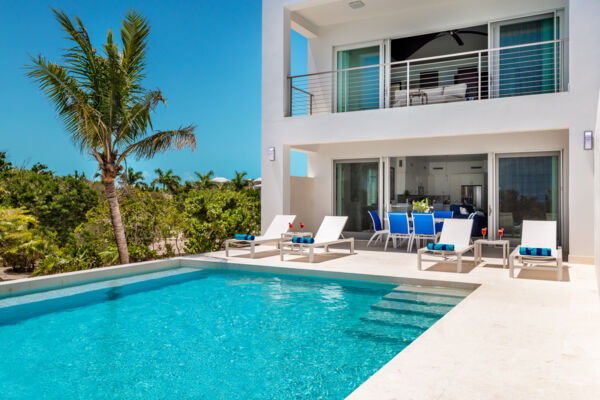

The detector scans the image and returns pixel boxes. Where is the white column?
[487,152,496,239]
[594,92,600,293]
[378,157,384,223]
[383,156,390,229]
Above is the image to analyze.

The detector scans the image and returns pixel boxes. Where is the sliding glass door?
[496,153,560,240]
[336,43,383,112]
[335,160,379,233]
[491,12,562,97]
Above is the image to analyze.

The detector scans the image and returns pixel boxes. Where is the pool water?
[0,267,471,399]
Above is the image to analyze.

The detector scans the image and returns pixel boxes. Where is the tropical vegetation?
[0,152,260,278]
[25,9,196,265]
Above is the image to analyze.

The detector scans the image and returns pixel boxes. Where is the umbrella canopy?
[211,177,230,183]
[253,177,262,182]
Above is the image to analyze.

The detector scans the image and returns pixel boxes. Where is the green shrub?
[183,189,260,253]
[0,207,51,271]
[1,167,98,244]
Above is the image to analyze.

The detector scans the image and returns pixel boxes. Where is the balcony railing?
[288,39,567,117]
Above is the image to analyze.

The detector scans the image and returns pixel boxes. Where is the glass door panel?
[335,161,379,232]
[336,45,381,112]
[497,154,559,240]
[495,13,558,97]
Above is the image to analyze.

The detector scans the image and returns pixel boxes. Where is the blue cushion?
[519,247,552,256]
[234,234,254,241]
[292,237,314,244]
[427,243,455,251]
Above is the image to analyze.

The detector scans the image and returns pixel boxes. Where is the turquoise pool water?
[0,267,470,399]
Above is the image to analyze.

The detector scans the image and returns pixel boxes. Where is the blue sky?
[0,1,307,182]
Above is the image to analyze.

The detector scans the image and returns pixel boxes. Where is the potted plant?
[412,198,432,213]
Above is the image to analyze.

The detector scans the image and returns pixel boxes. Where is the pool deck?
[203,241,600,400]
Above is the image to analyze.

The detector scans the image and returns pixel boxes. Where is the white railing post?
[478,52,482,100]
[406,62,410,107]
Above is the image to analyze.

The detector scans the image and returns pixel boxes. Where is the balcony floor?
[200,241,600,399]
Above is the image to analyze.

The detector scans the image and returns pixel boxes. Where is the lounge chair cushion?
[292,237,314,244]
[234,234,255,241]
[427,243,455,251]
[519,247,552,256]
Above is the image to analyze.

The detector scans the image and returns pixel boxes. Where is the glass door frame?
[332,158,382,237]
[333,40,386,113]
[494,150,564,246]
[488,9,565,99]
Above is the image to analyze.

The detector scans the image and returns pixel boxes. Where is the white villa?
[261,0,600,273]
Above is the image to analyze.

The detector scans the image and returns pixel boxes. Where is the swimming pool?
[0,267,472,399]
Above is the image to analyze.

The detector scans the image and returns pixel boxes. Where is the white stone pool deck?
[204,242,600,400]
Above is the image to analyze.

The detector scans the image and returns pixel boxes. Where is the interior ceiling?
[391,24,487,61]
[293,0,458,27]
[405,154,487,162]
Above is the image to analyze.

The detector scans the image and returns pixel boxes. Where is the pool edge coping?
[0,255,480,297]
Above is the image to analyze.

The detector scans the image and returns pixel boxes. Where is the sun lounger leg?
[350,238,355,254]
[250,243,256,259]
[225,241,230,257]
[457,253,462,273]
[384,235,390,251]
[557,250,563,281]
[417,249,422,270]
[509,253,515,278]
[309,247,314,263]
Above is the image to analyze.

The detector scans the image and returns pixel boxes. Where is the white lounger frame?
[280,216,355,263]
[225,215,296,258]
[417,219,475,273]
[509,220,563,281]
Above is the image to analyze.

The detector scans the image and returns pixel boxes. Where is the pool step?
[392,285,471,299]
[383,291,463,306]
[360,309,439,331]
[346,321,425,344]
[371,300,452,318]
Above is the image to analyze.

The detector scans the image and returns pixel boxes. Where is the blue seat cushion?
[292,237,315,244]
[519,247,552,256]
[234,234,255,241]
[427,243,455,251]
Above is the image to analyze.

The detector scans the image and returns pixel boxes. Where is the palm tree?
[194,170,215,189]
[152,168,180,193]
[231,170,248,191]
[126,167,147,188]
[26,9,196,264]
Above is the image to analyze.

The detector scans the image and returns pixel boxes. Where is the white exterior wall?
[262,0,600,263]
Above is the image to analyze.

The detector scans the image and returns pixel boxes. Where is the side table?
[474,239,510,268]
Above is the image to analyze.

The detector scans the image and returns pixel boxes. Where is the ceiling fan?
[437,29,487,46]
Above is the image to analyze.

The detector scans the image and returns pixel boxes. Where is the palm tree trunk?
[104,177,129,264]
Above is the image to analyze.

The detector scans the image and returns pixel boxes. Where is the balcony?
[288,39,567,117]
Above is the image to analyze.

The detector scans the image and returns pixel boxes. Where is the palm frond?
[24,55,105,152]
[115,89,164,145]
[118,125,196,163]
[52,9,100,95]
[120,9,149,90]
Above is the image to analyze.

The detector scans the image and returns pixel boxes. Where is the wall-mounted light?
[268,147,276,161]
[584,130,593,150]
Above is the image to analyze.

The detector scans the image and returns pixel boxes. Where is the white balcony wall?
[262,0,600,263]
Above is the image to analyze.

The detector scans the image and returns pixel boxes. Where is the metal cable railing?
[288,39,567,117]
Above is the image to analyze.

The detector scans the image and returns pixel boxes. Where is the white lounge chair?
[509,220,563,281]
[417,219,475,273]
[225,214,296,258]
[280,216,354,263]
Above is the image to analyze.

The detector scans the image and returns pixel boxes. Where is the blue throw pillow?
[292,237,314,244]
[427,243,455,251]
[519,247,552,256]
[234,234,254,241]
